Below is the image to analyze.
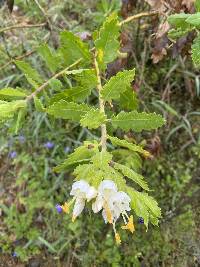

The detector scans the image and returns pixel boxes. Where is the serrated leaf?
[15,60,43,87]
[74,69,97,88]
[114,163,149,191]
[38,44,60,73]
[9,107,27,134]
[91,151,113,168]
[112,149,142,172]
[102,69,135,101]
[168,28,192,40]
[119,86,138,110]
[95,13,120,68]
[108,135,150,157]
[192,34,200,66]
[168,13,190,29]
[34,97,45,112]
[47,100,91,121]
[186,12,200,26]
[59,31,91,66]
[49,78,63,91]
[0,100,27,120]
[54,142,98,172]
[50,69,97,104]
[112,111,165,132]
[127,187,161,227]
[0,87,27,100]
[80,109,106,129]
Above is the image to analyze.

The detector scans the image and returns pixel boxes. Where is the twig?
[119,11,158,26]
[33,0,52,30]
[94,52,107,151]
[0,49,36,72]
[0,23,47,34]
[26,58,82,101]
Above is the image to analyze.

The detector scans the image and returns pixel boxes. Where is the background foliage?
[0,0,200,266]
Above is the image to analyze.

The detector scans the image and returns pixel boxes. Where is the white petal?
[102,209,108,224]
[73,198,85,217]
[86,186,97,201]
[70,180,90,197]
[117,191,131,203]
[92,196,104,213]
[98,180,118,193]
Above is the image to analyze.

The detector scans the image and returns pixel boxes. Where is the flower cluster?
[56,180,135,244]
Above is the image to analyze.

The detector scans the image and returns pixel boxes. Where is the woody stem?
[94,52,107,151]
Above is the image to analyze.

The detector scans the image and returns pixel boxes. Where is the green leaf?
[15,60,43,87]
[102,69,135,101]
[192,34,200,66]
[111,111,165,132]
[168,28,192,40]
[59,31,91,66]
[74,69,97,88]
[119,86,138,110]
[0,88,27,100]
[91,151,113,167]
[47,100,91,121]
[114,163,149,191]
[0,100,27,120]
[34,97,45,112]
[95,13,120,68]
[50,69,97,104]
[49,78,63,91]
[112,149,142,172]
[9,107,27,134]
[54,142,98,172]
[80,109,107,129]
[108,135,150,157]
[127,187,161,227]
[186,12,200,26]
[168,13,190,29]
[38,44,60,73]
[195,0,200,12]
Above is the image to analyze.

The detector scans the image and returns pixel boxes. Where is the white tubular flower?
[92,179,134,244]
[92,180,118,214]
[69,180,97,221]
[102,191,131,223]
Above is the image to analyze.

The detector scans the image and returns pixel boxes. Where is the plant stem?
[0,23,47,34]
[26,58,82,101]
[94,53,107,151]
[119,11,158,26]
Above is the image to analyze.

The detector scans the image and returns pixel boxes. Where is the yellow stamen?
[104,202,113,224]
[72,215,76,222]
[121,215,135,233]
[115,233,121,245]
[61,202,70,214]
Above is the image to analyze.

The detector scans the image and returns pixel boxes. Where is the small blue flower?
[138,217,144,224]
[44,142,54,149]
[55,204,62,213]
[9,151,17,159]
[12,252,17,257]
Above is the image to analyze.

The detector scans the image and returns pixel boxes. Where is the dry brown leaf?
[156,21,170,38]
[151,47,167,63]
[145,0,166,12]
[182,0,195,11]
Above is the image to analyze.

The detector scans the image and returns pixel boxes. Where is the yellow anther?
[104,202,113,224]
[61,202,70,214]
[115,233,121,245]
[121,215,135,233]
[72,215,76,222]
